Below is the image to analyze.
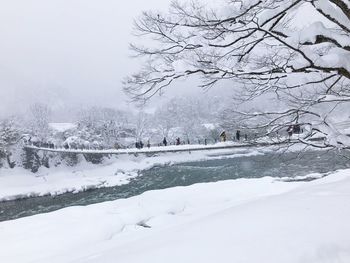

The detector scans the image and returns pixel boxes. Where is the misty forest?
[1,1,350,263]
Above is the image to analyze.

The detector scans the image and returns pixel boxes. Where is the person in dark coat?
[236,130,241,141]
[163,137,167,146]
[176,138,181,145]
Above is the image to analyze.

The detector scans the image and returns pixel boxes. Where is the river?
[1,149,349,222]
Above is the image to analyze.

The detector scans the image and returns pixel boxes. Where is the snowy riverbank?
[1,169,350,263]
[0,145,267,201]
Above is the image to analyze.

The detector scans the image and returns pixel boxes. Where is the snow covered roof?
[202,123,217,130]
[49,123,77,132]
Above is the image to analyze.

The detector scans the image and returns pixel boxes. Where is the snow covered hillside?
[1,170,349,263]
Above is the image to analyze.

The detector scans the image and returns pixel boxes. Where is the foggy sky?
[0,0,179,118]
[0,0,329,120]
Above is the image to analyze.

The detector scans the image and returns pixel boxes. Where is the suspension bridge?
[24,141,282,156]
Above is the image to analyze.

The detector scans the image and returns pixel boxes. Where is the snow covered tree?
[134,109,152,142]
[153,97,209,142]
[76,107,132,148]
[21,147,42,172]
[154,102,179,139]
[177,98,206,141]
[125,0,350,148]
[0,118,22,168]
[28,103,52,141]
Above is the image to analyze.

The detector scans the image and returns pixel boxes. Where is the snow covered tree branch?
[125,0,350,148]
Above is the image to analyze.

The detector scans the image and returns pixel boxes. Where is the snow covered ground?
[0,146,266,201]
[1,169,349,263]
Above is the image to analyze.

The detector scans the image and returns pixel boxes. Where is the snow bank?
[1,169,350,263]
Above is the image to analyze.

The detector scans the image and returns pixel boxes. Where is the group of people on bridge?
[220,130,247,142]
[135,140,151,149]
[26,129,251,152]
[24,137,56,149]
[135,130,248,150]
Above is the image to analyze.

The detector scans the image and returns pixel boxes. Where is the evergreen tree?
[21,147,41,173]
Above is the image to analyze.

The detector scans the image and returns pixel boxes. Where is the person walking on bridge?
[163,137,167,146]
[236,130,241,141]
[220,131,227,142]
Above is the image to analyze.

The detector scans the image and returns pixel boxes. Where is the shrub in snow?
[83,153,105,164]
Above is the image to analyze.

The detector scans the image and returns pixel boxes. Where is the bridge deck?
[24,141,281,155]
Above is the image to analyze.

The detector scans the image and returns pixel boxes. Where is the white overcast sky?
[0,0,183,117]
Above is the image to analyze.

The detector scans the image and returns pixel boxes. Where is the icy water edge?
[0,150,349,222]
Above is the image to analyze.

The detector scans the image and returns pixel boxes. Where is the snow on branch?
[125,0,350,148]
